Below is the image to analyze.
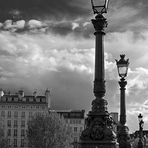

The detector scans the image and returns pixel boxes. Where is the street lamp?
[91,0,110,14]
[79,0,118,148]
[138,113,144,148]
[116,54,131,148]
[116,54,129,78]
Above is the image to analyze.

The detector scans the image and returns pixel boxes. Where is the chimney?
[45,89,51,109]
[33,91,37,98]
[0,89,4,97]
[18,90,24,98]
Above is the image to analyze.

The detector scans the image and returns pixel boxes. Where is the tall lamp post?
[138,113,144,148]
[115,55,131,148]
[79,0,118,148]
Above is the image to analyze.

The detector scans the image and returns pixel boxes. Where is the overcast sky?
[0,0,148,132]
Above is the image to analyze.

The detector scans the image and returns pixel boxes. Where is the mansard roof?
[0,94,47,104]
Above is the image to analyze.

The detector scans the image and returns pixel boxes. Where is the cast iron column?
[117,78,131,148]
[79,13,118,148]
[138,116,144,148]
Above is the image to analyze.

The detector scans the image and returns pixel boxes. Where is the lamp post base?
[117,125,131,148]
[138,139,143,148]
[79,98,118,148]
[79,140,119,148]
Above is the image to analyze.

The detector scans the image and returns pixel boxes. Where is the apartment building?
[56,110,85,148]
[110,112,119,133]
[0,89,50,148]
[0,89,85,148]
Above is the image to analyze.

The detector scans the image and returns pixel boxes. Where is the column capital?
[119,78,127,89]
[91,14,107,32]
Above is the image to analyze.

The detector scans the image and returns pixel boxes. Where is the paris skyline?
[0,0,147,132]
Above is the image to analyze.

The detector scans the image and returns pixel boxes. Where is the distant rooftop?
[0,89,49,104]
[53,109,85,119]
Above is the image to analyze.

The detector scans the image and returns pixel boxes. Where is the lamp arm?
[90,0,106,14]
[91,0,96,14]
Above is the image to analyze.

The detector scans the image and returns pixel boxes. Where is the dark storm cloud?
[107,0,148,33]
[0,0,93,37]
[48,21,93,38]
[122,0,148,20]
[0,0,147,37]
[49,22,73,36]
[0,0,90,21]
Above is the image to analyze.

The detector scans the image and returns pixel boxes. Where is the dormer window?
[14,97,18,102]
[42,98,46,102]
[8,97,12,102]
[22,98,26,102]
[36,98,40,102]
[29,97,33,102]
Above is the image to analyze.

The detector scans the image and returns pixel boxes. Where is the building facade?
[110,112,119,133]
[56,110,85,148]
[0,89,85,148]
[0,89,49,148]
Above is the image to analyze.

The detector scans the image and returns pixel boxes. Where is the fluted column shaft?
[119,78,127,125]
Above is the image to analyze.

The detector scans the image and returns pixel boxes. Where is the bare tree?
[27,112,73,148]
[0,123,9,148]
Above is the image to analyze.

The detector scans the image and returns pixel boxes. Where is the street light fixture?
[116,54,129,78]
[115,55,131,148]
[79,0,118,148]
[138,113,144,148]
[91,0,110,14]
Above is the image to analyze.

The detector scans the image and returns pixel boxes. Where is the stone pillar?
[79,14,118,148]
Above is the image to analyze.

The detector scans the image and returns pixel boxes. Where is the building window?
[21,129,25,137]
[36,112,41,116]
[14,111,18,118]
[78,120,81,124]
[74,127,77,132]
[69,126,72,131]
[74,137,77,142]
[14,129,17,137]
[29,98,33,102]
[22,98,26,102]
[7,111,11,118]
[21,112,25,118]
[65,119,68,124]
[22,106,25,109]
[75,119,81,124]
[14,97,18,102]
[7,120,11,127]
[21,139,25,147]
[36,98,40,102]
[1,111,5,117]
[70,119,73,124]
[42,98,45,102]
[21,120,25,127]
[42,106,45,109]
[2,97,6,101]
[14,106,18,108]
[80,127,83,132]
[8,139,11,146]
[29,112,32,120]
[14,120,18,127]
[8,97,12,102]
[8,106,11,108]
[14,139,17,147]
[7,129,11,136]
[29,112,32,117]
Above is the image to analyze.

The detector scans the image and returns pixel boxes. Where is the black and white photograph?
[0,0,148,148]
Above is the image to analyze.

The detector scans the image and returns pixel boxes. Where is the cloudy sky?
[0,0,148,132]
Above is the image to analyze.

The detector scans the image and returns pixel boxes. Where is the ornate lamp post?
[115,55,131,148]
[138,113,144,148]
[79,0,118,148]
